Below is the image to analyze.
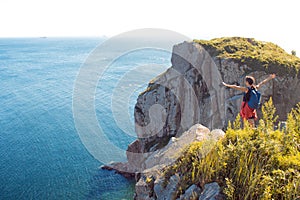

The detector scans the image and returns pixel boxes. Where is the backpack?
[246,87,261,109]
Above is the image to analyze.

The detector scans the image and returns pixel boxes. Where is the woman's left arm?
[222,82,248,92]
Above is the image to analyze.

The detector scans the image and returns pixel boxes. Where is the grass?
[194,37,300,76]
[162,98,300,199]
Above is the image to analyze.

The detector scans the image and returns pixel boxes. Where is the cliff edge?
[104,37,300,199]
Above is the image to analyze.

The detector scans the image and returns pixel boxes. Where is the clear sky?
[0,0,299,53]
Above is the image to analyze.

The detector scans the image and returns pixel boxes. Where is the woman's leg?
[247,118,255,127]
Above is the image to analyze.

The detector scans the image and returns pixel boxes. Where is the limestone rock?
[132,124,224,200]
[199,182,223,200]
[133,41,226,156]
[178,184,202,200]
[100,162,135,178]
[127,124,225,199]
[134,174,155,200]
[127,124,224,174]
[154,174,180,200]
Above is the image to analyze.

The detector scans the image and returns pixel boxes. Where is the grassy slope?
[162,99,300,199]
[194,37,300,76]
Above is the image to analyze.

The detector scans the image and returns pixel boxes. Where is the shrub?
[193,37,300,76]
[163,98,300,199]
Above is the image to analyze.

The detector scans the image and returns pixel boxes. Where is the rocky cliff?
[104,37,300,199]
[128,38,299,169]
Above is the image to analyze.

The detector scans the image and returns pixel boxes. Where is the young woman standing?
[222,74,276,126]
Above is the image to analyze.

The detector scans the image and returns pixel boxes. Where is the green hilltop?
[194,37,300,76]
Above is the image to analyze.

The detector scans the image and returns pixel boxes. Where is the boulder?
[153,174,180,200]
[178,184,202,200]
[199,182,223,200]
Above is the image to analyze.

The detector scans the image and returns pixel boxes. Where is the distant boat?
[40,36,47,39]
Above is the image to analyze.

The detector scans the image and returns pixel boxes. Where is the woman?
[222,74,276,126]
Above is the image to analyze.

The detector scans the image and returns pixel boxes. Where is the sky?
[0,0,299,53]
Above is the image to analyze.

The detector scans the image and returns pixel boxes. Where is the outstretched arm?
[222,82,248,92]
[256,74,276,89]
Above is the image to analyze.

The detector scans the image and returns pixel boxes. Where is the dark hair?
[244,76,256,102]
[245,76,255,85]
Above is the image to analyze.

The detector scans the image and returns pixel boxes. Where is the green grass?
[193,37,300,76]
[162,98,300,199]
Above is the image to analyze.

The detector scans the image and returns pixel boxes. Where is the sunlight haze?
[0,0,299,53]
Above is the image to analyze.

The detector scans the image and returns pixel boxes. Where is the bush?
[193,37,300,76]
[163,98,300,199]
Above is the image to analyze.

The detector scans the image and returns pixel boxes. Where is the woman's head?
[245,76,255,86]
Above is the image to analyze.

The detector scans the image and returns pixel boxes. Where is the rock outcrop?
[131,41,226,161]
[129,41,300,159]
[103,37,300,199]
[133,124,225,200]
[178,184,201,200]
[198,182,223,200]
[127,39,300,173]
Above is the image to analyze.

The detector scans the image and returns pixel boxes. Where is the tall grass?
[163,98,300,199]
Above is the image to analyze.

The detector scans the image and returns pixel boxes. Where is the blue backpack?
[247,87,261,109]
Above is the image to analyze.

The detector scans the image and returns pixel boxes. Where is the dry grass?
[194,37,300,76]
[163,98,300,199]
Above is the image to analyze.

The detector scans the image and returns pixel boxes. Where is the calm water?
[0,38,171,199]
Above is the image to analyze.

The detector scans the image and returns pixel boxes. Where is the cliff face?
[133,41,226,155]
[131,39,300,165]
[105,37,300,199]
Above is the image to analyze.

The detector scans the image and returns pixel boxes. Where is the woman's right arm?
[222,82,248,92]
[257,74,276,89]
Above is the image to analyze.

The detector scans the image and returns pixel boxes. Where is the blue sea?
[0,38,171,199]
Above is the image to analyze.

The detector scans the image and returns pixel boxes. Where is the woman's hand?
[222,82,230,87]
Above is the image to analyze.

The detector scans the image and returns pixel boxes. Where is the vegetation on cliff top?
[163,98,300,199]
[194,37,300,76]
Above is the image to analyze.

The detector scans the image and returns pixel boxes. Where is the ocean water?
[0,38,171,199]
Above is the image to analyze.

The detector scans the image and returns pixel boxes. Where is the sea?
[0,37,171,199]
